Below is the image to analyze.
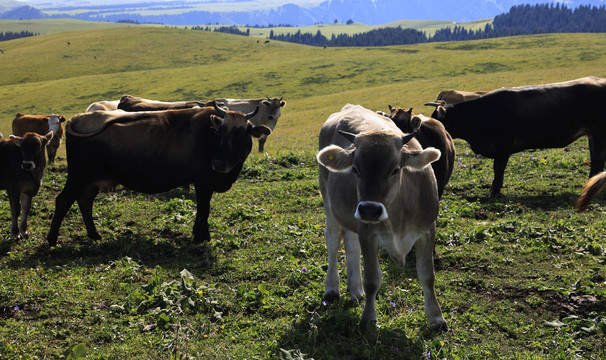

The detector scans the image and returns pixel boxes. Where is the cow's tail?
[66,113,153,138]
[576,171,606,212]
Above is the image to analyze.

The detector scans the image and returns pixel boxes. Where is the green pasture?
[0,28,605,359]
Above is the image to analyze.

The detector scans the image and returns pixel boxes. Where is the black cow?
[0,132,54,238]
[387,105,456,198]
[46,104,270,246]
[425,76,606,196]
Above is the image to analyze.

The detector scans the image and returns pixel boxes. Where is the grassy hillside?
[0,18,144,35]
[0,28,605,359]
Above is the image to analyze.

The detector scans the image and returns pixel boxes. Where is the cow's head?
[317,131,440,223]
[10,131,54,171]
[424,100,447,121]
[210,103,271,173]
[262,96,286,121]
[47,114,65,133]
[388,105,421,133]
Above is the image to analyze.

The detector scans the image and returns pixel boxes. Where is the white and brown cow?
[214,97,285,152]
[0,131,54,238]
[12,113,65,163]
[85,100,120,112]
[316,104,447,330]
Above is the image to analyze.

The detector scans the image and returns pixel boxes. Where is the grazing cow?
[86,100,120,112]
[46,104,270,246]
[576,171,606,212]
[12,113,66,163]
[316,104,447,330]
[435,89,488,104]
[0,132,54,238]
[426,76,606,196]
[117,94,205,112]
[214,97,286,152]
[387,105,456,198]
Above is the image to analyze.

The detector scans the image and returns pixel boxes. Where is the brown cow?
[387,105,456,198]
[0,132,54,238]
[12,113,65,163]
[317,104,446,330]
[436,89,488,104]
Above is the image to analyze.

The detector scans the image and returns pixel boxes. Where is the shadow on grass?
[2,230,216,276]
[277,297,440,359]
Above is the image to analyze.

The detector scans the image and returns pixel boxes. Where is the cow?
[316,104,447,330]
[117,94,205,112]
[576,171,606,212]
[86,100,120,112]
[435,89,488,104]
[213,97,286,152]
[45,103,271,247]
[387,105,455,198]
[12,113,66,163]
[0,131,54,239]
[425,76,606,197]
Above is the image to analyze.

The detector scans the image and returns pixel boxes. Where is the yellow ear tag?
[328,154,335,160]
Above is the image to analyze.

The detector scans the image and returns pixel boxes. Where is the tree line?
[268,3,606,46]
[0,30,38,42]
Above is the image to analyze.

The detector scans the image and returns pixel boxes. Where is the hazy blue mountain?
[2,0,606,25]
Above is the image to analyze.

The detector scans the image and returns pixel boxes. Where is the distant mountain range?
[2,0,606,25]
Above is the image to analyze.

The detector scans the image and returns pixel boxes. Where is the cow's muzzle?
[21,161,36,171]
[355,201,388,223]
[212,159,229,173]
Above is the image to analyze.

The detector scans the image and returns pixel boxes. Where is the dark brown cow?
[12,113,65,163]
[46,104,270,246]
[117,94,205,112]
[426,77,606,196]
[387,105,455,198]
[0,132,54,238]
[317,104,446,330]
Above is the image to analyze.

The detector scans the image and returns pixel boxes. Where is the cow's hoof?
[430,320,448,333]
[87,231,102,240]
[47,236,57,247]
[359,319,377,333]
[323,292,340,304]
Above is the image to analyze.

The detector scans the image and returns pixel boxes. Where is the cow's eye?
[352,167,360,178]
[391,168,400,177]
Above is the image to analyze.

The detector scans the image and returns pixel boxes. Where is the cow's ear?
[9,135,22,146]
[43,131,54,146]
[317,145,355,172]
[401,147,441,171]
[436,106,446,120]
[410,115,422,132]
[59,116,66,122]
[280,101,286,107]
[262,100,270,107]
[210,115,223,129]
[248,124,271,138]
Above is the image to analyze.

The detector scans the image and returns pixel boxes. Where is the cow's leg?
[46,146,57,164]
[257,135,267,153]
[323,212,342,303]
[77,184,101,240]
[47,180,81,246]
[18,192,32,239]
[193,184,213,242]
[358,226,381,329]
[588,136,606,177]
[8,189,21,238]
[344,229,364,301]
[415,224,447,331]
[490,155,509,196]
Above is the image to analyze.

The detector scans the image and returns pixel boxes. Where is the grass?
[0,28,605,359]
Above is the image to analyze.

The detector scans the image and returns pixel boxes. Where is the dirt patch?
[486,285,602,317]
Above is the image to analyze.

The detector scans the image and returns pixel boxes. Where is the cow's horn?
[246,105,260,120]
[213,101,226,117]
[338,130,357,143]
[402,132,416,145]
[424,101,444,107]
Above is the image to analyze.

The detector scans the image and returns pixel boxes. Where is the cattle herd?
[1,76,606,329]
